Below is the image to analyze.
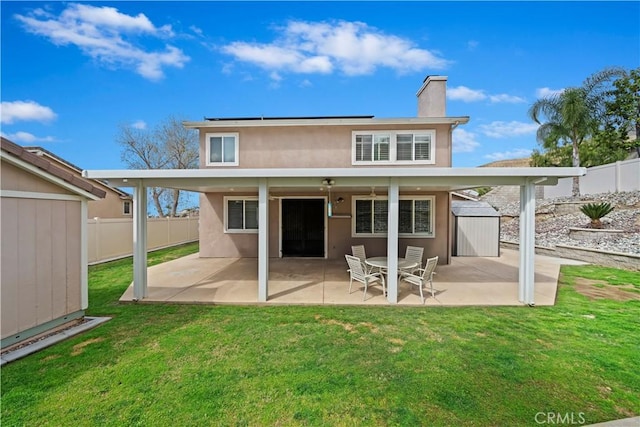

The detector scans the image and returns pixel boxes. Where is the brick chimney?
[416,75,447,117]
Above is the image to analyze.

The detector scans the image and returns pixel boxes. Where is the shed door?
[281,199,324,257]
[455,217,500,257]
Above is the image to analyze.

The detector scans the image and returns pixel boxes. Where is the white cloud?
[536,87,564,98]
[484,148,532,161]
[467,40,479,50]
[15,4,189,80]
[449,86,526,104]
[221,20,450,77]
[478,121,539,138]
[131,120,146,129]
[452,128,480,153]
[1,100,57,124]
[488,94,526,104]
[1,131,55,143]
[189,25,203,37]
[447,86,486,102]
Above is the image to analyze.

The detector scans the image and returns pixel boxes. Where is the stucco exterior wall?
[199,191,451,263]
[417,76,447,117]
[199,192,260,258]
[87,185,129,219]
[198,124,452,169]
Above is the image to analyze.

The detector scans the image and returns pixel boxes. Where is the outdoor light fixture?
[336,197,345,204]
[322,178,335,217]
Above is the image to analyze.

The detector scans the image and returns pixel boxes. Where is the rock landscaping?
[496,191,640,255]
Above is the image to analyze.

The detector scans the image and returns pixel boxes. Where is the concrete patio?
[120,248,587,306]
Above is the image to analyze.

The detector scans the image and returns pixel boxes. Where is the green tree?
[597,67,640,157]
[529,67,625,196]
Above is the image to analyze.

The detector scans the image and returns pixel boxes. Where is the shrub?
[579,202,614,229]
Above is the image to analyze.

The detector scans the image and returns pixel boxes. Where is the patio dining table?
[365,257,418,273]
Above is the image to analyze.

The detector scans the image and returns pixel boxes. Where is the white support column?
[519,180,536,305]
[133,181,148,301]
[386,178,400,304]
[80,199,89,310]
[518,185,526,303]
[258,178,269,302]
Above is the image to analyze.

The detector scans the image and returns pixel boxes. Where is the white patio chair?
[351,245,373,273]
[345,254,386,301]
[401,246,424,275]
[399,256,438,303]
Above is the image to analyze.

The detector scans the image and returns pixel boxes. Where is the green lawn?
[2,243,639,426]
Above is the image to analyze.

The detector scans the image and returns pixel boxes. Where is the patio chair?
[351,245,373,273]
[401,246,424,275]
[345,254,386,301]
[399,256,438,304]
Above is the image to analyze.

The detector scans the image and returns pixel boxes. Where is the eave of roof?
[183,116,470,128]
[84,166,586,194]
[1,137,106,199]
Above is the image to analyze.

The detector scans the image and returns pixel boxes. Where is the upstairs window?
[352,130,435,165]
[225,197,258,233]
[355,134,390,162]
[206,133,239,166]
[396,133,432,161]
[123,200,132,215]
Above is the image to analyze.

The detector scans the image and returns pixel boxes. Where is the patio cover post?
[133,180,148,300]
[519,180,536,305]
[258,178,269,302]
[386,178,400,304]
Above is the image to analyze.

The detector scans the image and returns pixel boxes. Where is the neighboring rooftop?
[1,137,106,199]
[24,146,131,199]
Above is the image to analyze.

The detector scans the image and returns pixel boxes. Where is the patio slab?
[119,248,587,306]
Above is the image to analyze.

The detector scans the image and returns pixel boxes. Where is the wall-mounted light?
[322,179,335,217]
[336,197,345,204]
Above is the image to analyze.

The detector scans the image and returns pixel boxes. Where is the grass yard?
[1,243,639,426]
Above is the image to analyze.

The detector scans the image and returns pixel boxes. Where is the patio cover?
[83,166,586,306]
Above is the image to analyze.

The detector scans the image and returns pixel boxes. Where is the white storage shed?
[452,200,500,257]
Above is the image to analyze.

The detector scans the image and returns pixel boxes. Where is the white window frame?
[205,132,239,166]
[351,130,436,165]
[351,195,435,238]
[224,196,258,233]
[123,200,132,215]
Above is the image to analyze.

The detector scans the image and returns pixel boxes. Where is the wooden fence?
[87,217,198,264]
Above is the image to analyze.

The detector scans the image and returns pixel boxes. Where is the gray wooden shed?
[452,200,500,257]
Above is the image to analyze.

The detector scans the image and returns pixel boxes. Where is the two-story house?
[85,76,585,305]
[191,76,462,264]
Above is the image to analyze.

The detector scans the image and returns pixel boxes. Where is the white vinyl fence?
[544,158,640,198]
[88,216,198,264]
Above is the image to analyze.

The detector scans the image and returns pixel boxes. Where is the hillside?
[500,191,640,255]
[479,158,531,168]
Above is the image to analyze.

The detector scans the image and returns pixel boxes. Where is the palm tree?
[529,67,626,196]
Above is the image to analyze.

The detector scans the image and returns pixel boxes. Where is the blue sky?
[2,1,639,169]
